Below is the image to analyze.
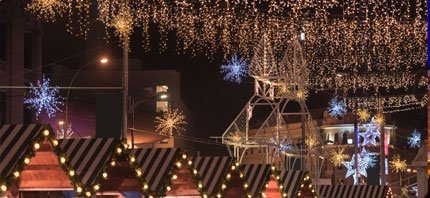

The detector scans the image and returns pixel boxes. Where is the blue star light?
[24,76,63,119]
[407,129,421,148]
[220,54,248,84]
[360,118,380,146]
[327,97,347,118]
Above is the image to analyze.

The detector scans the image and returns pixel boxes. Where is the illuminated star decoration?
[389,154,407,173]
[57,122,74,139]
[357,109,370,122]
[359,117,380,146]
[24,76,63,119]
[407,129,421,148]
[327,96,347,118]
[220,54,248,84]
[155,108,187,136]
[342,148,375,183]
[329,148,350,167]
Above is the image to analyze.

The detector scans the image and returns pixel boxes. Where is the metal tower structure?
[221,36,326,178]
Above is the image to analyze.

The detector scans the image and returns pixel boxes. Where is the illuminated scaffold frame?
[221,36,326,180]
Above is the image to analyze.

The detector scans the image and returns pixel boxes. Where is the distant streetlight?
[100,57,109,64]
[64,57,109,127]
[159,94,168,99]
[58,120,64,125]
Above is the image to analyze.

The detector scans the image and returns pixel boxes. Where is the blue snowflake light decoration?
[360,148,377,169]
[407,129,421,148]
[24,76,63,119]
[220,54,248,84]
[360,117,380,146]
[327,96,347,118]
[270,137,294,155]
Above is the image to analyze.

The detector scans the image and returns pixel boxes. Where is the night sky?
[41,19,426,153]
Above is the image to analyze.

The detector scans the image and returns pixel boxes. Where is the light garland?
[0,127,54,193]
[25,0,68,22]
[24,76,64,119]
[154,108,187,136]
[346,94,427,113]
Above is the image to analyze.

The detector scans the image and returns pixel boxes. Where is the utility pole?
[122,38,129,140]
[379,98,386,185]
[353,112,359,185]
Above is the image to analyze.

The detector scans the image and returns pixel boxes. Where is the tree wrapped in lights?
[389,154,407,173]
[407,129,421,148]
[327,97,347,118]
[220,54,248,84]
[24,76,64,119]
[155,108,187,136]
[57,122,74,139]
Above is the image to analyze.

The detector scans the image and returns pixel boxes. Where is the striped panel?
[193,156,233,195]
[278,170,305,198]
[316,185,388,198]
[59,138,117,188]
[241,164,271,198]
[0,124,43,180]
[131,148,181,192]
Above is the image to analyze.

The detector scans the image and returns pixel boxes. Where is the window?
[0,23,6,61]
[156,101,169,112]
[156,85,168,93]
[156,85,169,112]
[24,33,33,69]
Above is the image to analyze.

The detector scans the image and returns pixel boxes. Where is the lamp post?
[122,38,129,140]
[64,57,109,132]
[127,92,169,148]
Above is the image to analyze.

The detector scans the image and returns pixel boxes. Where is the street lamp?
[63,57,109,137]
[128,92,169,148]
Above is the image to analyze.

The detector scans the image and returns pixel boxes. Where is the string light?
[346,94,427,113]
[155,108,187,136]
[25,0,67,22]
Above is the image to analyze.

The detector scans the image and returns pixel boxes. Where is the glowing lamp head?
[93,184,100,191]
[166,186,171,191]
[99,57,109,64]
[24,157,30,164]
[69,170,75,176]
[76,186,82,193]
[60,157,66,164]
[102,172,108,179]
[172,174,178,180]
[43,129,50,136]
[85,192,91,197]
[13,171,20,178]
[0,184,7,192]
[34,143,40,150]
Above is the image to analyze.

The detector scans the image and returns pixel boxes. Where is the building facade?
[0,1,42,125]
